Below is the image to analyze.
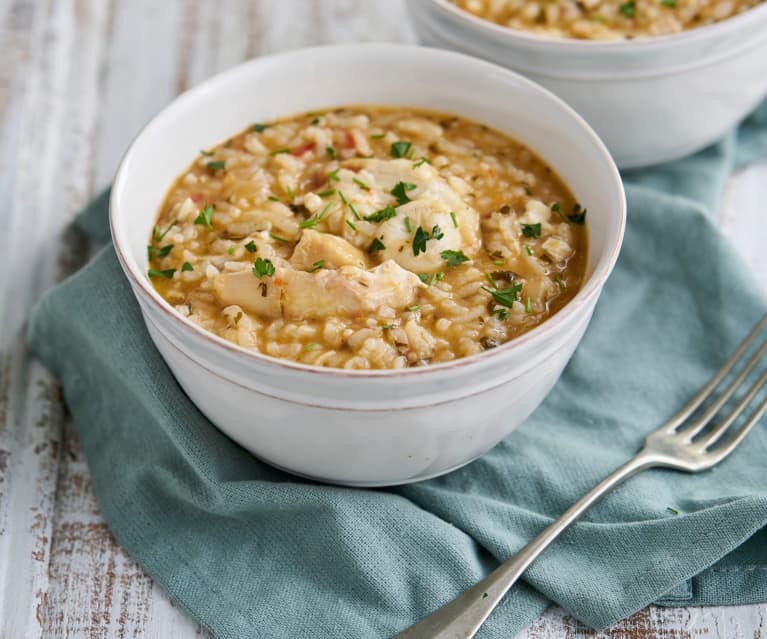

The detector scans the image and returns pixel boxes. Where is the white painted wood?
[0,1,764,637]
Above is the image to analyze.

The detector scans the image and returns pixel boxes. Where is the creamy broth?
[148,106,587,369]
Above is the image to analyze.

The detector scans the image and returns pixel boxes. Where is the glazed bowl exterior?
[110,44,625,486]
[408,0,767,169]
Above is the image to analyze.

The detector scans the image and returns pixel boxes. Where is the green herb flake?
[568,203,587,225]
[555,275,567,290]
[481,282,523,308]
[148,268,176,279]
[440,249,469,267]
[370,133,386,140]
[431,225,444,240]
[311,117,320,125]
[207,160,226,171]
[619,0,636,16]
[308,260,324,273]
[317,189,336,198]
[268,195,281,202]
[491,307,510,320]
[407,305,421,312]
[391,140,412,158]
[485,273,496,287]
[153,223,173,243]
[493,259,504,266]
[299,216,320,229]
[418,273,429,283]
[522,223,542,238]
[181,262,194,272]
[413,156,431,168]
[368,238,386,253]
[154,244,174,258]
[525,295,532,313]
[525,245,533,256]
[199,149,214,156]
[269,148,291,156]
[269,232,290,243]
[194,205,215,229]
[413,226,430,256]
[245,240,258,253]
[661,0,676,6]
[326,146,337,160]
[304,343,318,352]
[352,177,370,191]
[338,190,349,205]
[252,257,275,278]
[346,219,357,231]
[666,506,680,515]
[450,211,459,228]
[326,168,341,183]
[285,185,295,201]
[348,202,361,220]
[429,271,445,286]
[364,206,397,223]
[391,181,417,205]
[253,123,269,132]
[404,216,412,233]
[227,246,235,255]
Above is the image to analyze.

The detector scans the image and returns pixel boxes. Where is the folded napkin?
[27,101,767,638]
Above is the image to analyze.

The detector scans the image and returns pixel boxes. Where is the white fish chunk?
[290,229,368,270]
[213,270,282,318]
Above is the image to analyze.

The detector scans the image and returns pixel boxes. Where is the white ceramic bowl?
[110,44,625,486]
[408,0,767,169]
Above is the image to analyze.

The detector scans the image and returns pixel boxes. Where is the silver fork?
[395,313,767,639]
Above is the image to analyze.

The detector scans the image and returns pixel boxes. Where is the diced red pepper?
[292,142,316,157]
[344,130,356,149]
[190,192,204,203]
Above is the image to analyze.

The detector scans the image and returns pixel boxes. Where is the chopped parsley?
[555,275,567,290]
[431,225,444,240]
[391,140,412,158]
[244,240,258,253]
[326,146,337,160]
[404,216,412,233]
[346,219,357,231]
[194,205,214,229]
[450,211,458,228]
[418,273,429,283]
[285,185,295,201]
[391,181,417,205]
[413,226,430,256]
[364,206,397,223]
[493,259,505,266]
[148,268,175,279]
[253,123,269,132]
[661,0,676,6]
[181,262,194,272]
[368,238,386,253]
[269,232,290,243]
[522,223,541,238]
[440,249,469,267]
[525,245,533,256]
[227,246,235,255]
[317,189,336,198]
[304,343,318,352]
[199,149,214,156]
[207,160,225,171]
[150,244,174,259]
[552,201,587,225]
[269,148,291,156]
[619,0,636,16]
[352,177,370,191]
[525,296,532,313]
[413,157,431,168]
[407,305,421,312]
[311,117,321,125]
[327,168,340,183]
[153,223,173,243]
[252,257,275,278]
[370,133,386,140]
[268,195,281,202]
[429,271,445,286]
[481,282,523,308]
[491,307,510,320]
[308,260,324,272]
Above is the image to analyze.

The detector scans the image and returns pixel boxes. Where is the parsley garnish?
[368,238,386,253]
[207,160,225,171]
[311,117,320,125]
[429,272,445,286]
[413,226,430,256]
[252,258,275,278]
[555,275,566,290]
[391,140,412,158]
[413,157,431,168]
[481,282,523,308]
[525,245,533,256]
[308,260,324,272]
[525,296,532,313]
[407,305,421,312]
[200,149,214,156]
[269,232,290,243]
[181,262,194,272]
[352,177,370,191]
[148,268,175,279]
[431,225,444,240]
[317,189,336,198]
[364,206,397,223]
[661,0,676,6]
[440,249,469,267]
[370,133,385,140]
[522,223,541,238]
[304,343,318,352]
[253,123,269,132]
[151,244,174,259]
[404,216,412,233]
[194,205,214,229]
[269,148,290,156]
[153,223,173,242]
[491,307,510,320]
[245,240,258,253]
[327,168,340,183]
[391,181,417,205]
[619,0,636,16]
[450,211,458,228]
[552,201,587,225]
[268,195,281,202]
[227,246,235,255]
[418,273,429,283]
[326,146,337,160]
[346,219,357,231]
[285,185,295,201]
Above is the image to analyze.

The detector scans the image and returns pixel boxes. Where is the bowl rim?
[426,0,767,50]
[110,42,626,380]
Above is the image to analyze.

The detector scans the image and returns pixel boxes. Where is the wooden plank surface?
[0,1,764,638]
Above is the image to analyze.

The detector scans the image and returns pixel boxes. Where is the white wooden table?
[1,1,765,637]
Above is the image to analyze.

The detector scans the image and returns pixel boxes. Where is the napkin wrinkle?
[26,98,767,638]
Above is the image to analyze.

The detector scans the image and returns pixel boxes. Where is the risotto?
[450,0,763,39]
[148,106,587,370]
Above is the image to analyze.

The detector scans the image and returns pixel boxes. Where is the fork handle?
[394,452,660,639]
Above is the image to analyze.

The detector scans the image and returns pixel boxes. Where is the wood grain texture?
[0,1,764,638]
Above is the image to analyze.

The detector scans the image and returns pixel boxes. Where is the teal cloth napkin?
[27,101,767,638]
